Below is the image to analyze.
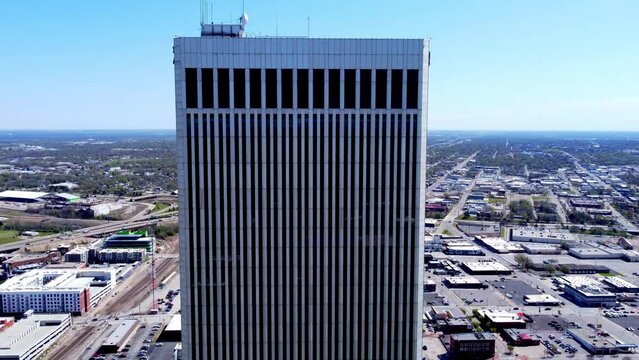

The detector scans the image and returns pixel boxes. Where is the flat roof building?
[438,318,473,334]
[502,329,541,346]
[561,276,617,308]
[556,263,611,274]
[444,276,486,289]
[477,310,527,329]
[461,261,512,275]
[475,237,524,254]
[103,231,154,253]
[520,243,561,255]
[570,199,604,209]
[96,248,146,264]
[0,269,115,315]
[602,277,639,293]
[445,243,485,256]
[2,253,58,273]
[64,247,89,263]
[447,332,496,359]
[510,228,578,244]
[523,294,560,306]
[99,319,139,354]
[158,314,182,342]
[0,314,71,360]
[568,328,637,355]
[569,244,624,260]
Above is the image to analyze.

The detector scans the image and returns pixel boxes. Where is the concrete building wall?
[175,35,429,360]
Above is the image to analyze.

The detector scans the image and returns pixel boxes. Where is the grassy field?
[599,272,618,278]
[0,229,20,245]
[153,202,170,212]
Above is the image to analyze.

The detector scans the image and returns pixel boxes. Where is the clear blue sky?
[1,0,638,131]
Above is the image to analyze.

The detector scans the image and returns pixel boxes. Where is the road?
[434,171,482,236]
[426,152,478,197]
[606,201,636,229]
[0,210,177,252]
[548,190,568,224]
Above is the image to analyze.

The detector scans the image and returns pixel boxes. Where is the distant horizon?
[2,128,639,133]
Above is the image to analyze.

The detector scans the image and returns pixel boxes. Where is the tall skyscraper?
[174,21,429,360]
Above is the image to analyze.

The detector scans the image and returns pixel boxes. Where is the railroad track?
[98,257,177,315]
[47,325,97,360]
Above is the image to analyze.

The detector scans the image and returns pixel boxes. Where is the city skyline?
[2,0,639,131]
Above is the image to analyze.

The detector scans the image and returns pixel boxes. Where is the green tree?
[514,254,533,269]
[545,264,556,275]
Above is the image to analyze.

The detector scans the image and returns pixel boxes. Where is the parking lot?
[607,315,639,335]
[424,292,449,307]
[452,287,511,307]
[492,279,542,306]
[525,316,584,356]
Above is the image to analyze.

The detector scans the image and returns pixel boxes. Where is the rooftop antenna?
[200,0,212,26]
[307,16,310,37]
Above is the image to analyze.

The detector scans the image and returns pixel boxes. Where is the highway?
[0,208,177,252]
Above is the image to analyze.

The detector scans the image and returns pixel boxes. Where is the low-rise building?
[556,264,611,274]
[520,243,561,255]
[438,318,474,334]
[0,269,116,315]
[502,329,541,346]
[447,332,496,359]
[569,244,624,260]
[2,253,59,273]
[424,219,438,229]
[0,190,49,203]
[423,279,436,293]
[561,276,617,307]
[64,247,89,263]
[567,328,637,355]
[523,294,560,306]
[444,276,485,289]
[434,259,463,276]
[444,241,485,256]
[103,230,154,253]
[570,199,604,209]
[510,228,578,244]
[96,248,146,264]
[0,314,71,360]
[98,319,139,354]
[461,260,511,275]
[622,250,639,262]
[478,309,527,329]
[45,193,81,203]
[475,237,524,254]
[602,277,639,293]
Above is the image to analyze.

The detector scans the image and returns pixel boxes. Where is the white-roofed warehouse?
[0,190,49,203]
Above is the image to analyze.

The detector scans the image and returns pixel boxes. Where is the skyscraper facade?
[174,25,429,360]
